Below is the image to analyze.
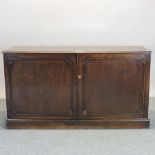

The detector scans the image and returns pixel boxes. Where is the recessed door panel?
[78,54,146,119]
[5,53,77,120]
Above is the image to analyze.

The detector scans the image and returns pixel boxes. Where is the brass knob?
[78,75,82,79]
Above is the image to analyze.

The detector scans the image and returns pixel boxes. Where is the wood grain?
[3,47,151,129]
[4,53,77,120]
[3,46,149,53]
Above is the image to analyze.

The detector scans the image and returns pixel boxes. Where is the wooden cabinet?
[3,46,151,128]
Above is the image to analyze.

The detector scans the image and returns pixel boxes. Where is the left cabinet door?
[4,53,77,120]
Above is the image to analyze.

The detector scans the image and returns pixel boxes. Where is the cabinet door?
[78,53,150,119]
[4,53,77,120]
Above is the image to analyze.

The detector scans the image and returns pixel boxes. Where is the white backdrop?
[0,0,155,98]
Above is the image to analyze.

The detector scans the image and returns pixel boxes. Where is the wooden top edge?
[2,46,151,53]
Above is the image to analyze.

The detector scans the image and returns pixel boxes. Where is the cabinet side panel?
[143,52,151,117]
[4,54,12,118]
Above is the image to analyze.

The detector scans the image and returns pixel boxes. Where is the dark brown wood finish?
[3,46,151,129]
[6,119,149,129]
[4,53,77,120]
[78,53,151,120]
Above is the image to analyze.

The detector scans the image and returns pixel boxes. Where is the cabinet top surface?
[3,46,150,53]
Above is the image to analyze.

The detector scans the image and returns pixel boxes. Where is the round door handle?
[77,75,82,79]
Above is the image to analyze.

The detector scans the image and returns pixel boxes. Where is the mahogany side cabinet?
[3,46,151,129]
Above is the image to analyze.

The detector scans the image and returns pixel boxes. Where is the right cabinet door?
[78,53,150,120]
